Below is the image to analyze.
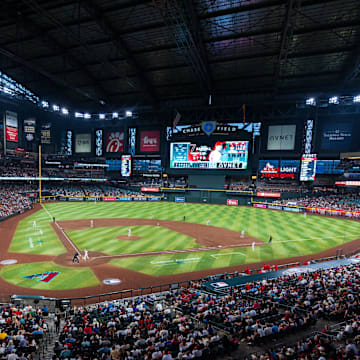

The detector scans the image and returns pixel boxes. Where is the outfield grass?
[67,225,200,254]
[0,262,99,290]
[6,202,360,281]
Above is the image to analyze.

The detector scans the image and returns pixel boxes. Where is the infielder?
[252,241,255,252]
[90,220,94,228]
[150,214,153,220]
[33,220,37,228]
[206,219,210,226]
[128,227,131,237]
[83,249,89,261]
[241,230,245,238]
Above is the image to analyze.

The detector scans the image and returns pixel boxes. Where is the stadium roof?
[0,0,359,110]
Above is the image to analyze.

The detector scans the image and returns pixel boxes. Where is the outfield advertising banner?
[267,125,296,150]
[140,131,160,152]
[5,111,18,142]
[227,199,238,206]
[175,196,185,202]
[256,192,281,198]
[141,187,160,192]
[106,132,124,153]
[148,197,161,201]
[41,123,51,144]
[321,123,353,151]
[75,133,91,153]
[117,197,132,201]
[259,160,279,177]
[103,197,117,201]
[253,203,266,208]
[279,160,300,178]
[24,118,36,142]
[6,127,18,142]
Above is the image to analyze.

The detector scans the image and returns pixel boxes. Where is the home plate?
[0,259,18,265]
[102,278,122,285]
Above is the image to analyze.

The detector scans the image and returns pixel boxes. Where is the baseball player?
[90,219,94,228]
[72,252,80,263]
[83,249,89,261]
[128,227,131,237]
[241,230,245,238]
[206,219,210,226]
[252,241,255,252]
[150,214,153,220]
[33,220,37,228]
[268,235,272,244]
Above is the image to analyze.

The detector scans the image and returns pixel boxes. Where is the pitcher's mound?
[117,235,141,241]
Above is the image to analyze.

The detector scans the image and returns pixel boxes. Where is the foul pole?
[39,145,42,203]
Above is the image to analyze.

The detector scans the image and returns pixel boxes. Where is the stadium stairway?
[40,316,59,360]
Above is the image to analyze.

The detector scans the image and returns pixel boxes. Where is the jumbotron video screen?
[170,141,249,169]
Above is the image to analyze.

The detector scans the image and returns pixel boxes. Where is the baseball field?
[0,201,359,298]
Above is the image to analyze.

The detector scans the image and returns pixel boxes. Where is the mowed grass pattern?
[0,262,99,290]
[67,226,199,254]
[7,202,360,279]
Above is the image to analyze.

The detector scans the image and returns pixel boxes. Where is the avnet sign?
[267,125,296,151]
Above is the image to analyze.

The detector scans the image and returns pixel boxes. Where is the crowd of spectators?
[56,294,232,360]
[0,303,49,360]
[41,183,147,199]
[49,262,360,359]
[0,184,33,218]
[218,263,360,359]
[273,194,360,215]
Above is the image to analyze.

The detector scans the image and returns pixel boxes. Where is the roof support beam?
[80,0,157,103]
[274,0,302,91]
[0,47,100,102]
[153,0,212,95]
[11,2,110,104]
[342,41,360,84]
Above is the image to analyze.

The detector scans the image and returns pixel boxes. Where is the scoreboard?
[170,141,249,170]
[300,154,317,181]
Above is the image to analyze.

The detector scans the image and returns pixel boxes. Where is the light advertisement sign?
[321,123,352,151]
[75,133,91,153]
[170,141,249,169]
[5,111,18,142]
[267,125,296,150]
[300,154,317,181]
[140,131,160,152]
[258,160,299,178]
[121,155,131,177]
[259,160,279,178]
[106,132,124,153]
[279,160,299,178]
